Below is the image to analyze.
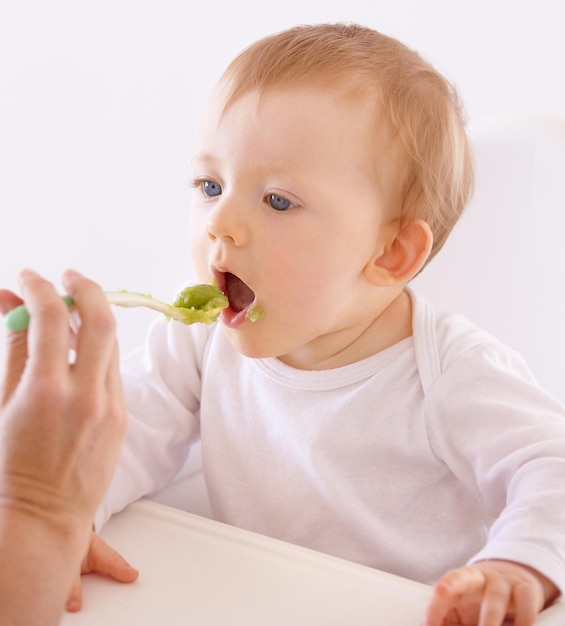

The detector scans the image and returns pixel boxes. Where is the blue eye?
[267,193,293,211]
[203,180,222,197]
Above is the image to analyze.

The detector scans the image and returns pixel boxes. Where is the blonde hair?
[219,23,474,264]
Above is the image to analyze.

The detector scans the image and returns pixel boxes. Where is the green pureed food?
[170,284,229,324]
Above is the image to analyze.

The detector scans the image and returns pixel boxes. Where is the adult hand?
[0,269,129,625]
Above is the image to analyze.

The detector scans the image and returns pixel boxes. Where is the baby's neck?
[278,289,412,371]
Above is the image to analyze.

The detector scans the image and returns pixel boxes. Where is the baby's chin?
[219,323,276,360]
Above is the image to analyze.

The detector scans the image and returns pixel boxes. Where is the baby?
[75,23,565,625]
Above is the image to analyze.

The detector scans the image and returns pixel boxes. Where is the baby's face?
[189,85,395,368]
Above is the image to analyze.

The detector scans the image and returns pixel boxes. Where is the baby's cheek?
[188,224,211,281]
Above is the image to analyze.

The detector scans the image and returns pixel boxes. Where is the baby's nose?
[206,198,248,246]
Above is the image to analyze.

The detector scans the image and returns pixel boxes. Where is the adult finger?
[18,269,71,380]
[0,289,23,316]
[61,270,117,384]
[0,289,27,405]
[104,339,128,446]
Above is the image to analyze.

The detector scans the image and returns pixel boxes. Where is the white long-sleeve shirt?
[97,288,565,591]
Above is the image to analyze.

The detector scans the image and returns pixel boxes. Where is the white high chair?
[413,114,565,404]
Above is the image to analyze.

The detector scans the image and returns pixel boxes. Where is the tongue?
[225,272,255,313]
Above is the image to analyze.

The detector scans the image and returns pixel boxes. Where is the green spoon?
[4,284,229,332]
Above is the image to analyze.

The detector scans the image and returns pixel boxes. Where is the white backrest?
[413,115,565,403]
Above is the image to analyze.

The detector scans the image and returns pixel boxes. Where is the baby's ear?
[364,219,433,286]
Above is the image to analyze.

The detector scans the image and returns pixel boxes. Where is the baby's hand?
[422,560,559,626]
[66,531,139,612]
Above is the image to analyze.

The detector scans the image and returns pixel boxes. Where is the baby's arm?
[66,531,139,612]
[423,560,559,626]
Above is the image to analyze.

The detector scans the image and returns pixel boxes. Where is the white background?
[1,0,564,359]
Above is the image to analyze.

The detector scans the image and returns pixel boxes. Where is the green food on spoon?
[4,284,229,332]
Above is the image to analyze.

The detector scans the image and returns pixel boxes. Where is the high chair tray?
[61,498,565,625]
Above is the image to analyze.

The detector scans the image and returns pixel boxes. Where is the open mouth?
[224,272,255,313]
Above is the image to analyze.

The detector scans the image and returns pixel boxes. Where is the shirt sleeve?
[94,316,210,530]
[425,340,565,593]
